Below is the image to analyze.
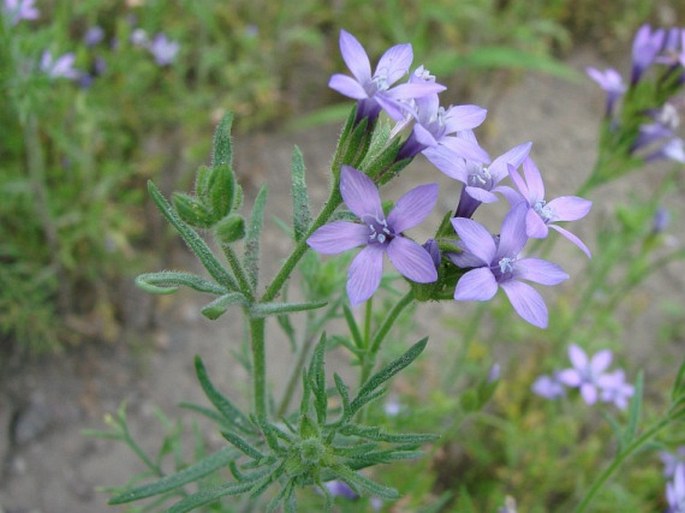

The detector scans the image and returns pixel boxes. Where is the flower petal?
[387,183,439,233]
[549,225,592,258]
[580,383,598,405]
[522,157,545,201]
[450,217,496,264]
[347,245,384,305]
[547,196,592,222]
[424,147,468,181]
[489,141,533,182]
[440,135,491,163]
[328,74,368,100]
[515,258,569,285]
[340,165,383,220]
[465,186,499,203]
[497,203,529,259]
[339,30,371,84]
[376,43,413,85]
[526,208,549,238]
[386,236,437,283]
[307,221,368,254]
[500,280,548,328]
[443,104,488,132]
[557,369,582,387]
[454,267,498,301]
[568,344,588,369]
[591,349,613,374]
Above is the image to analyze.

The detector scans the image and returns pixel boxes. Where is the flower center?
[364,215,393,245]
[372,72,390,92]
[467,163,492,189]
[533,200,554,223]
[498,257,515,274]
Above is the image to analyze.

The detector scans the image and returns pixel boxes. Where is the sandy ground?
[1,50,684,513]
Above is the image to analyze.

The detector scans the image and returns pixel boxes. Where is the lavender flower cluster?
[587,24,685,164]
[3,1,179,86]
[662,449,685,513]
[532,344,635,410]
[307,30,592,328]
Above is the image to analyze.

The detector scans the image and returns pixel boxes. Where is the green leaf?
[108,447,237,504]
[250,300,327,318]
[244,185,268,290]
[339,424,437,444]
[167,480,254,513]
[221,430,265,460]
[672,359,685,402]
[194,165,213,204]
[200,292,247,320]
[211,113,234,168]
[308,335,327,425]
[290,146,311,242]
[147,181,238,291]
[342,304,364,349]
[334,373,350,415]
[194,356,253,434]
[173,192,215,228]
[349,338,428,414]
[135,271,228,296]
[332,464,399,499]
[209,163,235,219]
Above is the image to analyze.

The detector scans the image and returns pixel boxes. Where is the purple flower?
[586,67,626,116]
[40,51,80,80]
[307,166,438,305]
[328,30,445,123]
[148,33,179,66]
[597,369,634,410]
[667,464,685,513]
[646,137,685,163]
[439,141,532,219]
[396,68,489,162]
[450,203,569,328]
[84,26,105,47]
[631,24,666,84]
[130,28,149,47]
[507,157,592,258]
[3,0,38,25]
[324,480,358,500]
[532,372,566,399]
[557,344,612,405]
[661,448,685,478]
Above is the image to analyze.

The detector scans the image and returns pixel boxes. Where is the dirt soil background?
[1,50,684,513]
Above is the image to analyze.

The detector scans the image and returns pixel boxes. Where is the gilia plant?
[103,26,684,511]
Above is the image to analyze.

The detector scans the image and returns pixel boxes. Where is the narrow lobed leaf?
[200,292,247,320]
[290,146,312,242]
[194,356,253,434]
[211,113,234,168]
[167,480,254,513]
[244,186,268,291]
[147,181,238,291]
[332,464,399,499]
[108,447,237,505]
[135,271,228,296]
[221,430,265,460]
[250,300,327,319]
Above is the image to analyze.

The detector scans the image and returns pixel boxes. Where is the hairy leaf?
[135,271,228,296]
[244,186,268,290]
[108,447,237,504]
[250,300,327,319]
[200,292,247,320]
[290,146,311,242]
[211,113,234,168]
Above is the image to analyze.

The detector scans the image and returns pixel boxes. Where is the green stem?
[360,291,414,385]
[262,187,341,303]
[221,243,254,300]
[250,317,267,420]
[574,417,671,513]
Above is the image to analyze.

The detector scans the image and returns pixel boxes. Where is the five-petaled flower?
[557,344,613,405]
[450,203,569,328]
[507,157,592,258]
[307,166,438,305]
[328,30,445,123]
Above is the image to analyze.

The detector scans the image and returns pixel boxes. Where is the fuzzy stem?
[250,317,267,420]
[262,186,341,303]
[221,243,254,300]
[360,291,414,386]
